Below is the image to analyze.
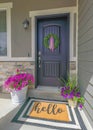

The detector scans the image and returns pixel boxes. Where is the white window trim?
[0,2,12,61]
[29,7,78,62]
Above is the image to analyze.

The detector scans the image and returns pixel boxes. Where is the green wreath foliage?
[44,33,60,49]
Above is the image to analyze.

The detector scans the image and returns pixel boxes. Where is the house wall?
[0,0,76,57]
[0,0,77,92]
[78,0,93,128]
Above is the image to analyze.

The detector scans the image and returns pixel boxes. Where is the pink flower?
[3,71,34,92]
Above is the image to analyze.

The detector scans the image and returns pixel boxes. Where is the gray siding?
[78,0,93,128]
[0,0,76,57]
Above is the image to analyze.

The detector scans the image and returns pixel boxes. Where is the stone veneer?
[0,62,35,93]
[0,61,76,93]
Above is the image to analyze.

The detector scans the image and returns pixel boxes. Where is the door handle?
[38,51,41,56]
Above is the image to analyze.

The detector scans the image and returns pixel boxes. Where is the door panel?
[43,61,60,77]
[43,24,60,55]
[37,15,69,86]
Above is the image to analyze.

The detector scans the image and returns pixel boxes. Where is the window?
[0,3,12,60]
[0,10,7,56]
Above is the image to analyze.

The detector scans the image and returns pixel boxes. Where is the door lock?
[38,51,41,68]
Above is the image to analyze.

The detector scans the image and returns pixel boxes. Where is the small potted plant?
[3,69,34,104]
[59,76,85,109]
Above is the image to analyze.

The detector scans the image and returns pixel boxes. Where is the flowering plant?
[3,69,34,92]
[60,76,85,109]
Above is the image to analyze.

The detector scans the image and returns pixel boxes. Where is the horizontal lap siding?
[78,0,93,128]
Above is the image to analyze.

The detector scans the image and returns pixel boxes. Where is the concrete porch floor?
[0,88,92,130]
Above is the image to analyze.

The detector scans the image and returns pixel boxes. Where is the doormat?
[29,101,70,122]
[12,97,87,130]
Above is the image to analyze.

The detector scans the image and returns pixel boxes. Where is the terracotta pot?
[68,99,77,108]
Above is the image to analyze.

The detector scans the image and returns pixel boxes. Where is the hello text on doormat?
[29,101,70,122]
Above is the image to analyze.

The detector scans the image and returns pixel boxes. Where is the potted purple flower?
[3,69,34,104]
[60,76,85,109]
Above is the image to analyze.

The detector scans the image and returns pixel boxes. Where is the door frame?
[36,14,70,87]
[29,6,78,87]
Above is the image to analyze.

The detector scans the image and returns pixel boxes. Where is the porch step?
[36,86,61,93]
[28,86,66,101]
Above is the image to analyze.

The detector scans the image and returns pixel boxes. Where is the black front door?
[37,14,69,86]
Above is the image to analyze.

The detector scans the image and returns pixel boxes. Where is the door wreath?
[43,34,60,50]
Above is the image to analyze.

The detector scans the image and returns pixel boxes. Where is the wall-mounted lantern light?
[23,19,29,29]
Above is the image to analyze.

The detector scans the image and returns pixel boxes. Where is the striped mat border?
[11,97,87,130]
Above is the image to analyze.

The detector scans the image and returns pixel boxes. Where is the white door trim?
[29,6,78,62]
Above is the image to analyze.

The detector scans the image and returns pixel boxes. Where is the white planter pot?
[10,86,28,105]
[68,99,77,108]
